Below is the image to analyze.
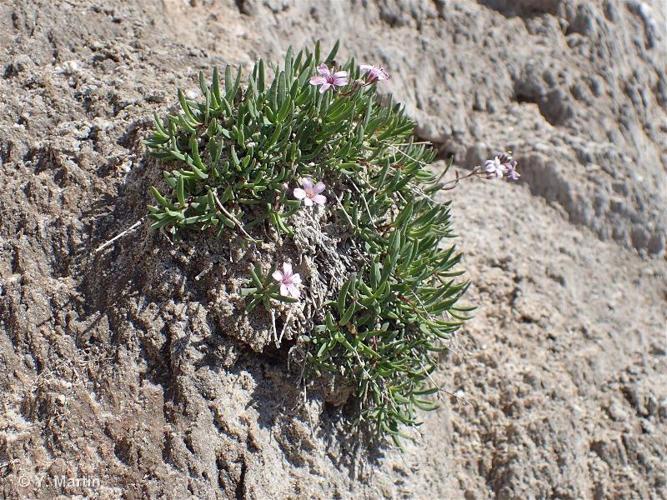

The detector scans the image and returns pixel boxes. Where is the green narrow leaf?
[340,302,357,326]
[199,71,207,97]
[337,274,354,316]
[178,89,200,125]
[224,64,233,96]
[212,67,222,105]
[314,41,321,65]
[258,59,265,92]
[325,40,340,63]
[150,186,171,209]
[176,175,185,206]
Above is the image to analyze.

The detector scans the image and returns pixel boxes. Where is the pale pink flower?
[484,157,505,179]
[497,152,520,181]
[309,64,348,93]
[505,162,520,181]
[484,152,520,180]
[360,64,390,83]
[293,178,326,206]
[272,263,301,299]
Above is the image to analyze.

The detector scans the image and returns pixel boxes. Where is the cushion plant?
[144,42,471,444]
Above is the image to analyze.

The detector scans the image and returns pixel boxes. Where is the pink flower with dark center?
[293,178,326,206]
[272,263,301,299]
[309,64,348,93]
[360,64,390,83]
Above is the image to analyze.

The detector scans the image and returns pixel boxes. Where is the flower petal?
[309,76,326,86]
[333,71,348,78]
[282,262,293,276]
[360,64,373,72]
[293,187,306,200]
[291,273,301,285]
[304,197,314,207]
[317,64,330,76]
[301,177,313,190]
[313,194,326,205]
[288,285,300,299]
[319,82,331,94]
[314,182,325,193]
[333,76,348,87]
[272,270,283,282]
[280,284,290,297]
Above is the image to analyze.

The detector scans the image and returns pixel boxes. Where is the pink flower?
[484,157,505,179]
[309,64,348,93]
[484,152,520,181]
[293,178,326,206]
[272,263,301,299]
[505,163,520,181]
[498,153,520,181]
[360,64,390,83]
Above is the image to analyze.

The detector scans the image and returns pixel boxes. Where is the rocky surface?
[0,0,665,498]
